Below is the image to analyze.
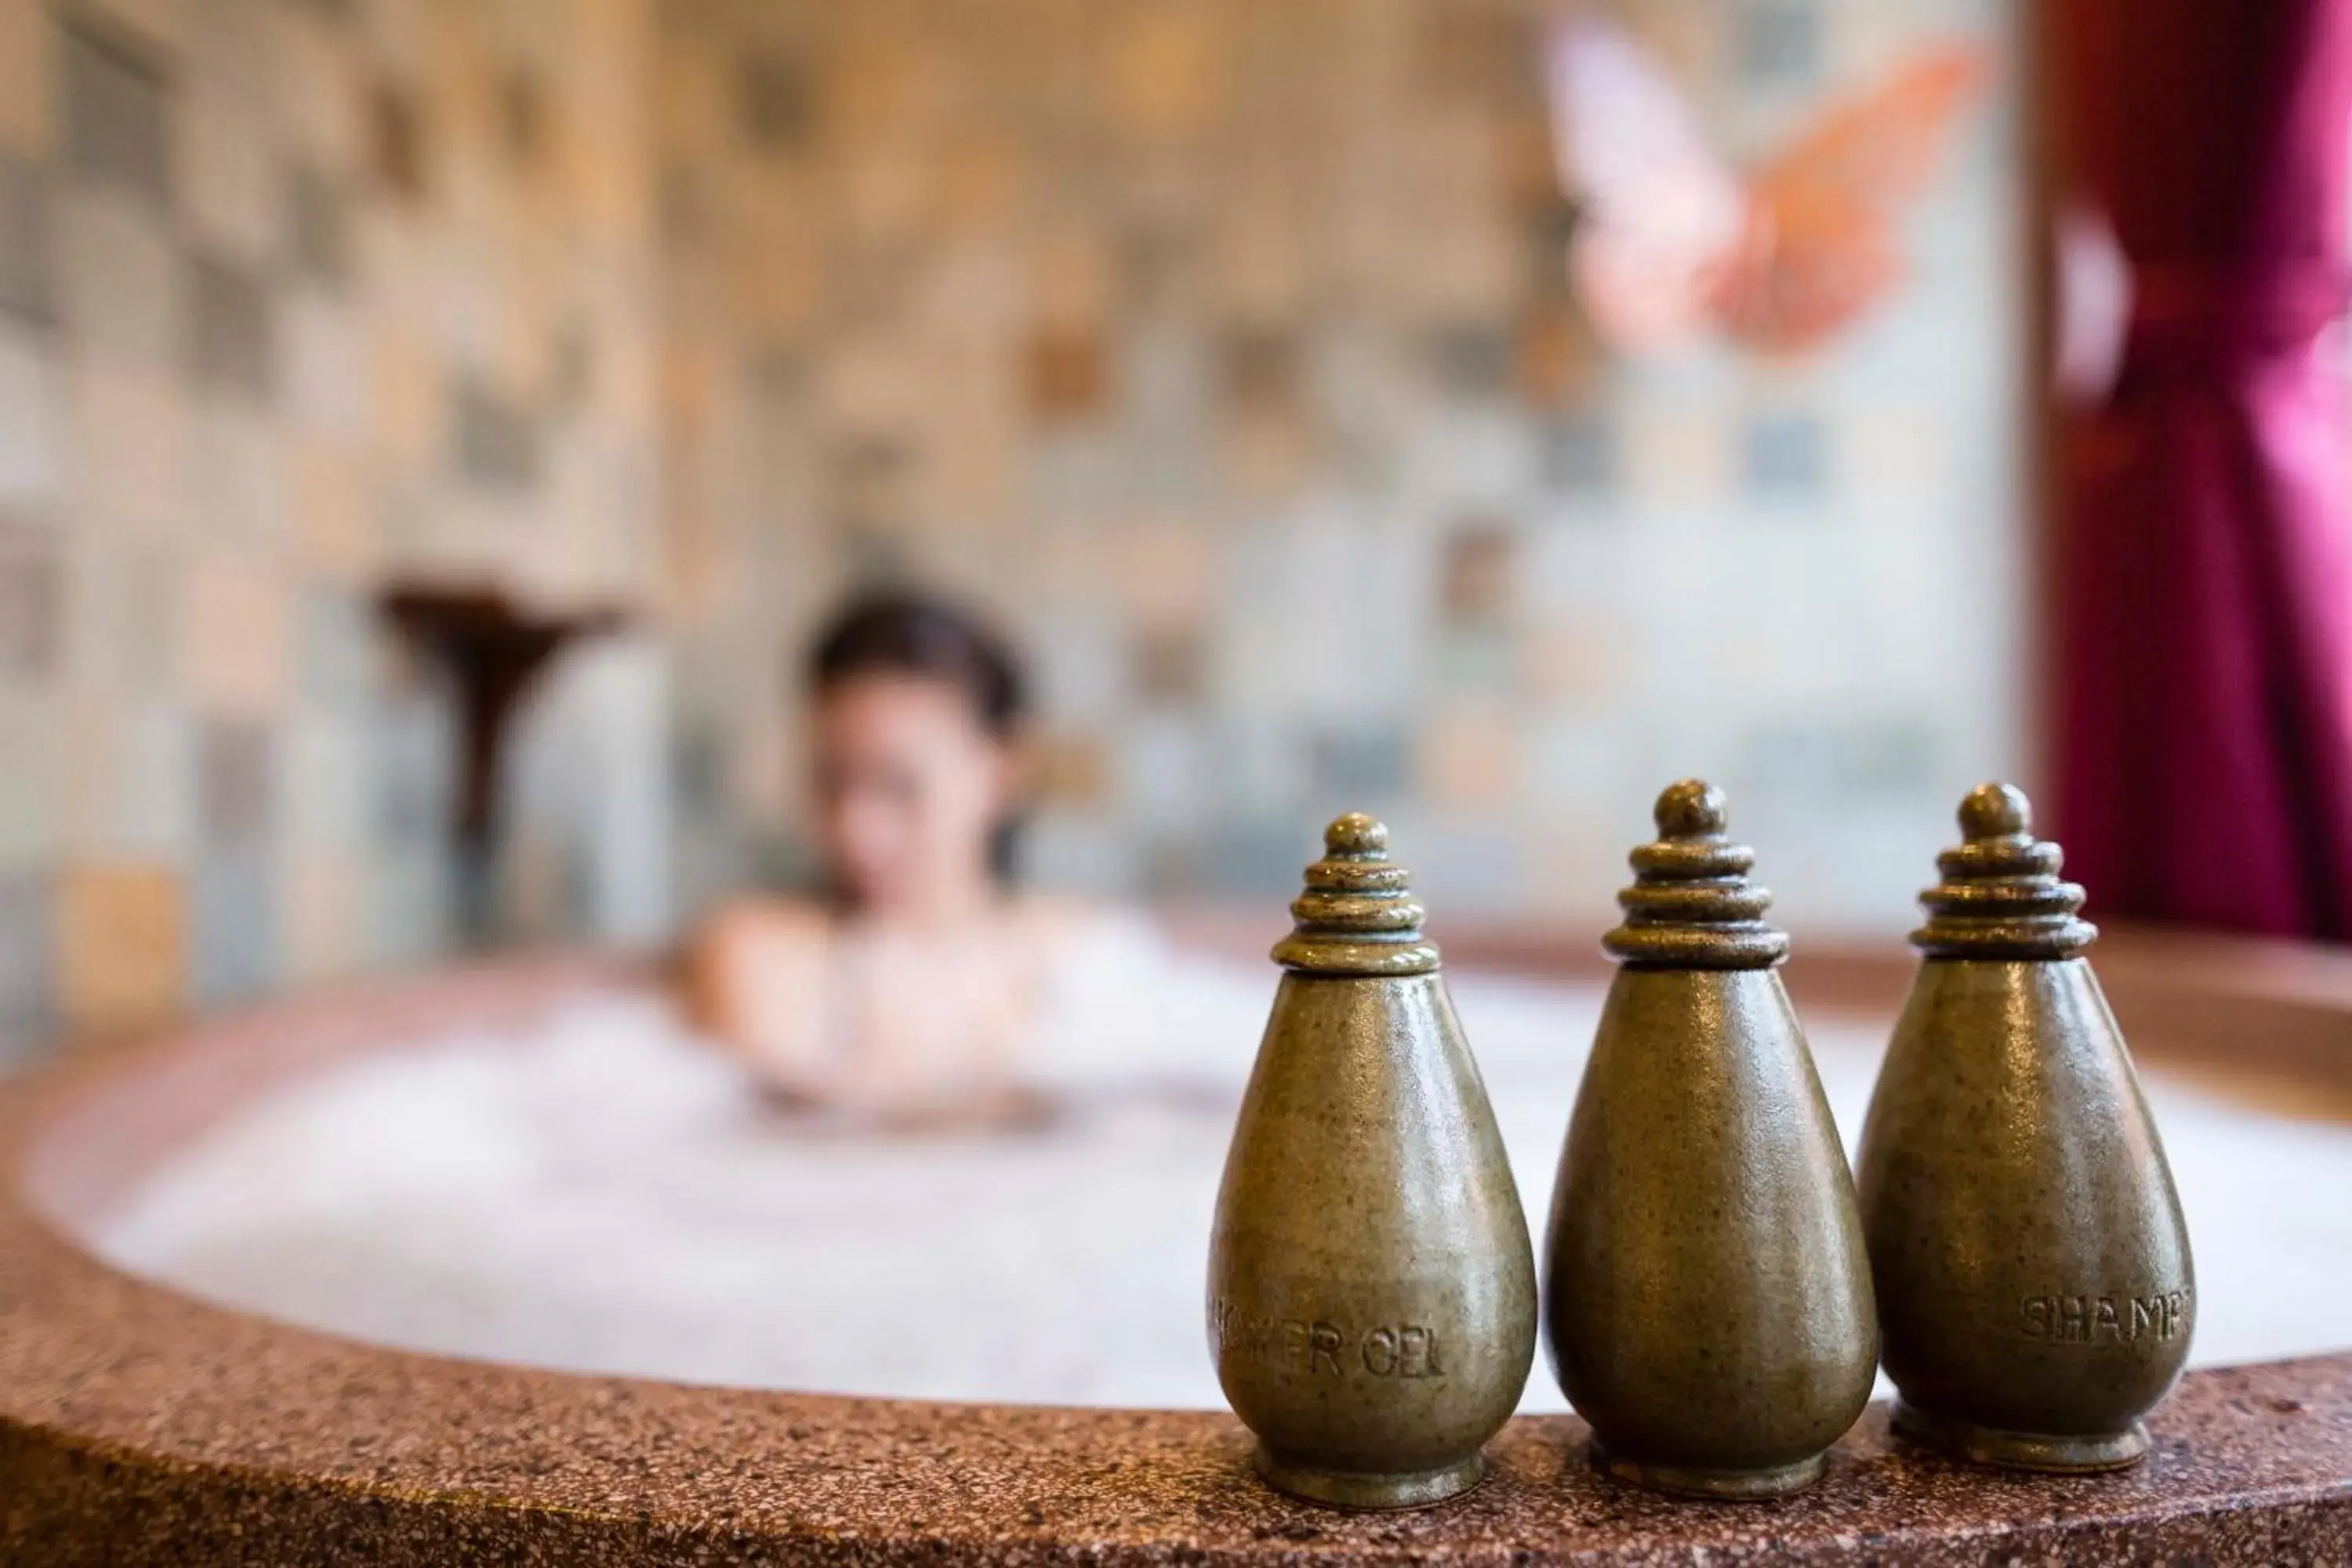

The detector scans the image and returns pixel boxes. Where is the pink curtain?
[2052,0,2352,939]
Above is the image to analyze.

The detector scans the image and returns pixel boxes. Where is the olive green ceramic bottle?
[1544,781,1877,1499]
[1856,782,2194,1472]
[1209,813,1537,1510]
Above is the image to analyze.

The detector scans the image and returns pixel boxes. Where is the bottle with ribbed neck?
[1857,782,2193,1472]
[1542,781,1876,1498]
[1209,813,1535,1510]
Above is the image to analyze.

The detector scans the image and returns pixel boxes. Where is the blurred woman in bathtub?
[688,591,1160,1125]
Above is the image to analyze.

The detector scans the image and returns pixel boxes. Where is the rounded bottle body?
[1210,971,1537,1508]
[1544,967,1878,1497]
[1857,957,2194,1469]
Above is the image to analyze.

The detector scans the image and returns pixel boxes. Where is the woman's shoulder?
[692,895,831,964]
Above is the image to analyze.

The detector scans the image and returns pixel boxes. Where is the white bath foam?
[91,952,2352,1410]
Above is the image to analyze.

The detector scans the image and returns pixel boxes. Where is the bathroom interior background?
[0,0,2024,1063]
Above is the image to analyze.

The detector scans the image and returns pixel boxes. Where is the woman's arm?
[684,898,1073,1127]
[684,900,840,1097]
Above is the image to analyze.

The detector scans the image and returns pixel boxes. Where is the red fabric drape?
[2052,0,2352,938]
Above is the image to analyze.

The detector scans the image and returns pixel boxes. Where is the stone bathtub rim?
[0,940,2345,1565]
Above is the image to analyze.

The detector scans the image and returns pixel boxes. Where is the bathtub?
[2,932,2348,1563]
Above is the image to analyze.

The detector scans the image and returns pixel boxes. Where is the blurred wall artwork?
[1548,15,1987,357]
[0,0,2027,1062]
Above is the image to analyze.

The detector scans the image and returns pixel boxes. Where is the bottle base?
[1591,1443,1826,1500]
[1253,1447,1485,1510]
[1893,1399,2150,1472]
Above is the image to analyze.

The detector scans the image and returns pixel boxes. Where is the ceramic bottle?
[1209,813,1537,1509]
[1857,782,2193,1472]
[1544,780,1877,1498]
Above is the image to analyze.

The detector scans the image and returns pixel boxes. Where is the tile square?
[179,68,282,263]
[0,510,61,680]
[0,0,54,159]
[499,829,579,945]
[1440,521,1517,626]
[197,717,274,854]
[369,82,425,200]
[1542,411,1621,496]
[61,16,172,205]
[192,848,276,1004]
[1190,818,1310,901]
[289,438,375,580]
[1520,619,1632,709]
[1220,326,1301,410]
[281,713,365,851]
[499,69,547,169]
[1105,5,1229,139]
[187,251,279,403]
[368,323,441,466]
[451,376,542,492]
[1845,408,1940,498]
[547,321,594,409]
[1403,822,1530,912]
[56,860,186,1034]
[194,398,289,542]
[0,690,58,866]
[0,867,53,1054]
[1131,625,1206,705]
[738,53,812,153]
[1626,406,1732,506]
[1740,410,1829,499]
[279,849,358,982]
[1014,813,1138,897]
[1740,0,1824,87]
[1116,713,1212,834]
[0,152,51,322]
[297,587,374,703]
[1027,326,1114,423]
[277,8,361,173]
[1520,196,1581,297]
[69,539,181,695]
[1425,321,1512,398]
[52,184,179,371]
[1109,518,1218,630]
[369,842,453,967]
[1417,704,1523,811]
[1312,728,1413,804]
[1032,731,1116,810]
[287,165,353,286]
[369,687,454,847]
[77,0,190,55]
[60,699,194,858]
[66,358,190,535]
[1415,5,1530,100]
[0,329,60,500]
[1515,305,1602,405]
[184,558,290,714]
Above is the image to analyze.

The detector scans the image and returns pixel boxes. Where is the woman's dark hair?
[806,590,1027,736]
[804,590,1029,882]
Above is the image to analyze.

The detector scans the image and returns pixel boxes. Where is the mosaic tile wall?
[655,0,2031,933]
[0,0,2029,1063]
[0,0,665,1060]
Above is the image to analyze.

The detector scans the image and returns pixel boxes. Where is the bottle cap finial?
[1603,780,1788,970]
[1272,813,1441,976]
[1914,782,2096,959]
[1654,779,1730,838]
[1957,780,2031,842]
[1324,811,1387,857]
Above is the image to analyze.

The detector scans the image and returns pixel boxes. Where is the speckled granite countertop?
[2,954,2349,1565]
